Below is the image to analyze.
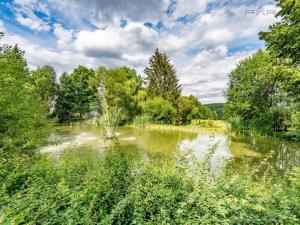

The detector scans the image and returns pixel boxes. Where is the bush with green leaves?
[132,115,150,127]
[225,50,299,136]
[141,97,176,124]
[0,145,299,224]
[177,95,214,124]
[0,42,51,154]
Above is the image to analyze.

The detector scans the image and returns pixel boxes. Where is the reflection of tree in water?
[229,135,300,174]
[272,142,300,172]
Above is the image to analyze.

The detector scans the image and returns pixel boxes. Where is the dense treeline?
[205,103,224,120]
[0,39,216,127]
[225,0,300,141]
[52,49,215,125]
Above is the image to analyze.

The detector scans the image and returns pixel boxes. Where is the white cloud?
[201,29,235,45]
[2,1,280,103]
[16,14,50,31]
[179,45,253,103]
[158,34,189,52]
[53,24,74,49]
[12,0,51,31]
[74,22,158,63]
[122,53,149,67]
[75,28,124,58]
[50,0,169,28]
[1,30,98,73]
[171,0,214,18]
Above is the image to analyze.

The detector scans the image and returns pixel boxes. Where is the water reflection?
[41,124,300,175]
[231,135,300,173]
[179,134,232,173]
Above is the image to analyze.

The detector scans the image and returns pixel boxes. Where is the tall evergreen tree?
[144,49,181,106]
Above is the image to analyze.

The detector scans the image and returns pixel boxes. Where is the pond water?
[41,123,300,176]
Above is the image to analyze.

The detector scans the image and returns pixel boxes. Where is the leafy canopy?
[142,97,177,124]
[30,65,57,113]
[225,50,298,134]
[259,0,300,65]
[55,66,97,122]
[0,39,50,154]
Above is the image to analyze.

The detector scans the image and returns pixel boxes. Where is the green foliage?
[92,66,143,125]
[177,95,215,124]
[144,49,181,106]
[284,111,300,141]
[225,50,298,135]
[177,95,200,124]
[142,97,176,124]
[30,65,57,114]
[0,147,136,224]
[1,146,299,224]
[259,0,300,65]
[198,105,215,120]
[254,0,300,140]
[205,103,224,120]
[55,66,97,122]
[0,43,50,154]
[132,114,150,127]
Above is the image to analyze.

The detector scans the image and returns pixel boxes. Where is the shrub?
[141,97,176,124]
[132,115,150,128]
[1,145,299,224]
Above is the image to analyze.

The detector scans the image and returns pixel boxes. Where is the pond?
[41,123,300,176]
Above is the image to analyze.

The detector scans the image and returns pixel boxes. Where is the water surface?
[42,123,300,175]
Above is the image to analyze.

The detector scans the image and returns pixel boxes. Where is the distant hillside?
[205,103,224,120]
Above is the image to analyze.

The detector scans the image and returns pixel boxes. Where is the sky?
[0,0,278,103]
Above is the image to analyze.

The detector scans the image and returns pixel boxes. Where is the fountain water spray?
[97,84,121,139]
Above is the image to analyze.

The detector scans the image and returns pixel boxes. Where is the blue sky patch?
[166,0,177,17]
[120,19,128,28]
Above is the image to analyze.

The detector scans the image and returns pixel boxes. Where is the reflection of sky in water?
[179,134,232,172]
[41,124,300,174]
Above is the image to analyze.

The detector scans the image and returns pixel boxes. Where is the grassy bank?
[127,120,229,134]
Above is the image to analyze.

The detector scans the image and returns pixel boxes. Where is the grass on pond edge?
[132,120,300,143]
[126,120,229,134]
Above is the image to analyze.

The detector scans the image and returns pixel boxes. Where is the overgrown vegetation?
[1,146,299,224]
[1,0,300,223]
[0,41,51,155]
[225,0,300,140]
